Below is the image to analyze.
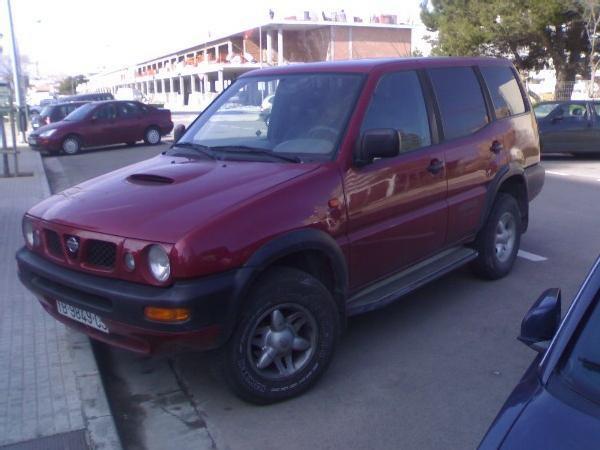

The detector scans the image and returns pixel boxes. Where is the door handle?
[490,140,503,153]
[427,158,444,175]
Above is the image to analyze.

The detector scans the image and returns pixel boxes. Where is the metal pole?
[6,0,26,142]
[0,114,8,176]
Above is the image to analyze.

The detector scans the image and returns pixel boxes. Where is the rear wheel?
[222,267,339,404]
[61,136,81,155]
[144,127,161,145]
[471,193,521,279]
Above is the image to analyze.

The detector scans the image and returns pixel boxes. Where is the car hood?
[500,384,600,449]
[28,154,320,243]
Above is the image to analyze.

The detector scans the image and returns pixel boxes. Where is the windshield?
[63,103,94,121]
[177,73,364,162]
[559,292,600,404]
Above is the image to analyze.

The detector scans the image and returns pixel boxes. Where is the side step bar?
[347,247,478,316]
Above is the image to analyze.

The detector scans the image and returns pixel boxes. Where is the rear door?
[426,66,499,245]
[344,70,448,289]
[538,102,592,153]
[115,101,144,142]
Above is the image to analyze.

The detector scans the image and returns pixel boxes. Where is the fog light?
[124,252,136,271]
[144,307,190,322]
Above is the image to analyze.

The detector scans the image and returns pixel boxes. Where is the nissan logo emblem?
[66,236,79,255]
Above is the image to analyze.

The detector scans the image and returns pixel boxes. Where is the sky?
[0,0,428,78]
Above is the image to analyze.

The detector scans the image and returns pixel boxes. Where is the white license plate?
[29,137,37,145]
[56,300,109,334]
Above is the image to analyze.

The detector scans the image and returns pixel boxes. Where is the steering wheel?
[307,126,338,141]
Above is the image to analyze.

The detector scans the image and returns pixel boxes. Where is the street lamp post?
[5,0,26,142]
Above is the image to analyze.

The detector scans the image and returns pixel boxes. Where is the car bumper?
[28,135,60,152]
[16,247,240,354]
[524,163,545,202]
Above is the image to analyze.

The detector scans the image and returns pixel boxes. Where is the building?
[83,14,412,110]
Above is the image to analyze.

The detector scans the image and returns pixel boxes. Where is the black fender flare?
[221,229,349,342]
[479,162,529,233]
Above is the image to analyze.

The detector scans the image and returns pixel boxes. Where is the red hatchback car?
[17,57,544,403]
[28,100,173,154]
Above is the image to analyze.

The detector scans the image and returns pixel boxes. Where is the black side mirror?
[173,124,186,142]
[518,288,562,352]
[355,128,400,167]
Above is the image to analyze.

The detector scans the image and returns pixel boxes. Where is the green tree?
[421,0,589,99]
[57,75,88,95]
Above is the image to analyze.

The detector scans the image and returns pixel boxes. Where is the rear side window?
[480,66,526,118]
[428,67,488,140]
[360,71,431,153]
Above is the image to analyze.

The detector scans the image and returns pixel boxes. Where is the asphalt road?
[41,146,600,450]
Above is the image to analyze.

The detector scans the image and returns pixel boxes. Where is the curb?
[32,150,123,450]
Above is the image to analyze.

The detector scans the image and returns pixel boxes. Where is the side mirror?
[355,128,400,167]
[518,288,561,352]
[173,124,186,142]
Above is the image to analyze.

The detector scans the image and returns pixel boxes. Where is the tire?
[471,193,521,280]
[144,127,161,145]
[61,136,81,155]
[222,267,339,404]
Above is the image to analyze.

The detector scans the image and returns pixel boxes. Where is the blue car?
[480,258,600,449]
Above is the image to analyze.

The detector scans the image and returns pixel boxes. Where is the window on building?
[360,71,431,153]
[428,67,488,140]
[480,66,526,119]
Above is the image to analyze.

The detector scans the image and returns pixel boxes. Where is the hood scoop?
[127,173,174,185]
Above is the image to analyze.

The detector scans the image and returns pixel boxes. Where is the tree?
[57,75,88,95]
[421,0,590,99]
[581,0,600,96]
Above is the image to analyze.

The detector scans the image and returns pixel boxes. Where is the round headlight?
[147,245,170,282]
[22,217,35,247]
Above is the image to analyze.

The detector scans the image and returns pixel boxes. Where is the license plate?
[56,300,109,334]
[28,137,37,145]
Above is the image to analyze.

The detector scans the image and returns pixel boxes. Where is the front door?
[343,70,448,290]
[87,102,119,147]
[115,101,145,142]
[538,102,592,153]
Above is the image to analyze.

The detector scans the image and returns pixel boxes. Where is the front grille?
[84,240,116,269]
[45,230,63,257]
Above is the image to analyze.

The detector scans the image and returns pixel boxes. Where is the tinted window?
[93,103,117,120]
[63,103,95,121]
[534,103,559,118]
[117,102,139,117]
[480,66,526,118]
[429,67,488,140]
[361,71,431,152]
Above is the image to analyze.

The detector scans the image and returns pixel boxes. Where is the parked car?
[115,87,146,102]
[27,100,173,154]
[62,92,114,102]
[534,100,600,154]
[31,101,88,130]
[16,57,544,403]
[480,257,600,449]
[29,98,56,115]
[259,94,274,124]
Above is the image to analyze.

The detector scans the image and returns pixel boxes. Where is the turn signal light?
[144,307,190,322]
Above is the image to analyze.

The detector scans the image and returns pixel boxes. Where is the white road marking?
[517,250,548,262]
[546,170,568,176]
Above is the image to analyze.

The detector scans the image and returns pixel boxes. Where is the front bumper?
[28,134,60,152]
[16,247,240,354]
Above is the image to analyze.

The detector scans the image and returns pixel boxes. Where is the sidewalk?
[0,146,121,449]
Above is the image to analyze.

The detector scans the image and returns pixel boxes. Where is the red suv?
[28,100,173,154]
[17,57,544,403]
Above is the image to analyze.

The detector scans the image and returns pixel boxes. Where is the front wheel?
[61,136,81,155]
[144,127,161,145]
[222,267,339,404]
[471,193,521,280]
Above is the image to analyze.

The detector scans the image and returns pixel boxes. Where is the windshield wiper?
[210,145,301,163]
[170,142,217,160]
[579,357,600,373]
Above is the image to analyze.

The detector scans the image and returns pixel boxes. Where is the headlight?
[22,217,35,247]
[39,129,56,138]
[147,245,170,282]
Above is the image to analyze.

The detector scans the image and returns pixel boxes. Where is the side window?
[593,103,600,116]
[117,102,139,118]
[93,104,117,120]
[480,66,526,119]
[428,67,489,140]
[552,103,588,121]
[360,71,431,153]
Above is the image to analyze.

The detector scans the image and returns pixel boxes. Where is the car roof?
[239,56,513,78]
